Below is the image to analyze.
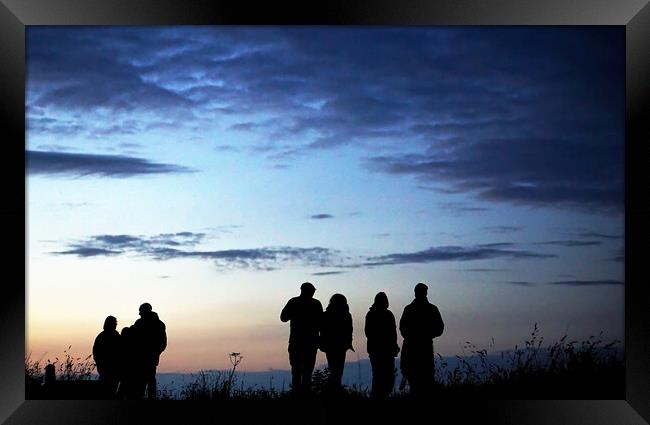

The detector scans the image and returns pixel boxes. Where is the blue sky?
[26,27,624,372]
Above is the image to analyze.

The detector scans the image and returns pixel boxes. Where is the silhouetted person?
[44,363,56,386]
[320,293,354,394]
[41,363,57,399]
[92,315,121,398]
[399,283,444,398]
[280,282,323,396]
[131,303,167,399]
[116,326,137,399]
[365,292,400,399]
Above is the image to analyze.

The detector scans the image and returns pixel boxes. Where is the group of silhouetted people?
[92,286,441,400]
[281,282,444,399]
[92,303,167,399]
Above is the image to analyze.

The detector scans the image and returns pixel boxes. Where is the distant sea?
[155,352,513,396]
[156,346,623,397]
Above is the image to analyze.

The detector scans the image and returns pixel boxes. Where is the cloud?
[26,28,623,214]
[36,144,74,152]
[53,231,558,271]
[483,226,522,234]
[550,280,624,286]
[438,202,489,214]
[53,232,206,257]
[576,232,622,240]
[364,243,556,266]
[508,281,535,286]
[368,139,623,214]
[535,240,602,247]
[55,247,122,257]
[204,225,243,236]
[310,214,334,220]
[53,232,339,270]
[464,268,507,272]
[27,150,195,177]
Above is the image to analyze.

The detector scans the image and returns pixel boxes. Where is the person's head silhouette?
[327,293,349,312]
[103,315,117,331]
[373,292,389,310]
[300,282,316,298]
[414,282,428,300]
[139,303,153,316]
[44,363,56,385]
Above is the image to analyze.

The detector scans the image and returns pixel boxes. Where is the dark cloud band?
[27,150,195,177]
[364,243,556,266]
[53,233,556,271]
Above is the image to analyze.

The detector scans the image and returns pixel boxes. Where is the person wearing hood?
[365,292,400,399]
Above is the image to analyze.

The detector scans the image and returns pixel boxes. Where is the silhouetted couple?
[92,303,167,399]
[365,284,443,399]
[280,282,353,397]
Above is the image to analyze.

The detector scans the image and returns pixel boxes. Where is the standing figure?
[320,293,354,394]
[365,292,400,399]
[117,326,137,399]
[399,283,444,398]
[131,303,167,399]
[280,282,323,396]
[92,315,121,398]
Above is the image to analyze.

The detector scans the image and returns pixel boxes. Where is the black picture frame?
[2,1,649,424]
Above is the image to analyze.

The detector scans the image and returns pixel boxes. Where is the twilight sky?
[26,26,624,372]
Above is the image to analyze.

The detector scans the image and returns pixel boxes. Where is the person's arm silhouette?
[159,321,167,354]
[92,333,103,370]
[280,298,294,322]
[399,306,411,339]
[389,311,400,356]
[432,305,444,338]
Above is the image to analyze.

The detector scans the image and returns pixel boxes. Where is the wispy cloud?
[53,232,558,271]
[56,247,123,257]
[464,268,508,272]
[438,202,489,215]
[535,240,601,247]
[363,243,555,266]
[576,232,623,240]
[550,280,624,286]
[53,232,205,256]
[312,271,347,276]
[27,150,195,178]
[53,232,340,271]
[484,226,522,234]
[310,214,334,220]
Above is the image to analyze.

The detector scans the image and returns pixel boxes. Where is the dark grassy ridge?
[26,326,624,400]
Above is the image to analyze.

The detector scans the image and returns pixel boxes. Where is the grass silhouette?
[25,325,623,400]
